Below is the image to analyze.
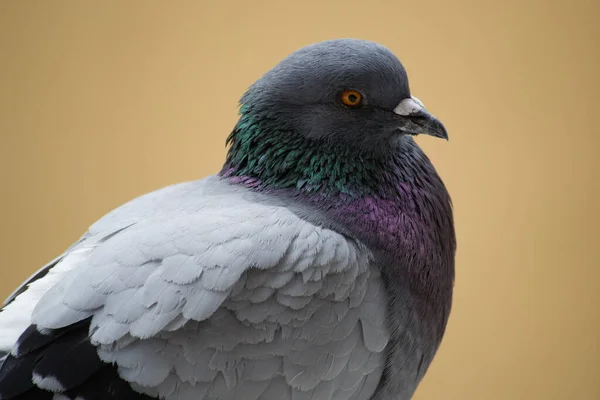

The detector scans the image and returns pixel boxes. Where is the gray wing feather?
[17,177,388,399]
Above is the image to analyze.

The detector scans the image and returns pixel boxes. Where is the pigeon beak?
[392,96,448,140]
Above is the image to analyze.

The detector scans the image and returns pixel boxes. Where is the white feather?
[0,247,91,352]
[32,372,66,392]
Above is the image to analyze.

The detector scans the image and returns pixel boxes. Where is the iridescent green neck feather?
[221,107,390,197]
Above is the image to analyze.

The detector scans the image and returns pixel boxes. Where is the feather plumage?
[0,38,455,400]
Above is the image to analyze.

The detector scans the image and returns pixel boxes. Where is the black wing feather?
[0,319,156,400]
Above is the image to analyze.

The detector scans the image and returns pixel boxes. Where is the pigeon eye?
[340,90,363,107]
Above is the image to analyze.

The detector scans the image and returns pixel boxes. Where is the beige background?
[1,1,598,399]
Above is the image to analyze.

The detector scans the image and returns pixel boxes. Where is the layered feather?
[0,176,390,400]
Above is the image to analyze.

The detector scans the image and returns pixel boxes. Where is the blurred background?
[0,1,598,399]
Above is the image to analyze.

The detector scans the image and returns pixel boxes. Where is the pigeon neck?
[221,109,396,198]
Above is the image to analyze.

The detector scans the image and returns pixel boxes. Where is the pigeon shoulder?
[0,175,367,352]
[0,175,389,400]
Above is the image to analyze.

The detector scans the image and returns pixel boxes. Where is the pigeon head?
[242,39,446,147]
[223,38,448,195]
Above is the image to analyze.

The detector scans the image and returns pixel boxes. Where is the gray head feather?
[245,39,410,109]
[240,39,446,154]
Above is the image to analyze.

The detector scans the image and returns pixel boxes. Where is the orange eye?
[340,90,363,107]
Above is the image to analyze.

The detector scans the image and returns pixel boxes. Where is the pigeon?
[0,38,455,400]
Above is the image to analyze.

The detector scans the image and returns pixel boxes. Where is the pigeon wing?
[0,177,385,400]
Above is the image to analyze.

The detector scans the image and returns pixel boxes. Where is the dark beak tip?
[415,110,448,141]
[428,123,448,141]
[442,129,449,141]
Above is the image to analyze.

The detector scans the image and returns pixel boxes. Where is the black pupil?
[348,94,358,103]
